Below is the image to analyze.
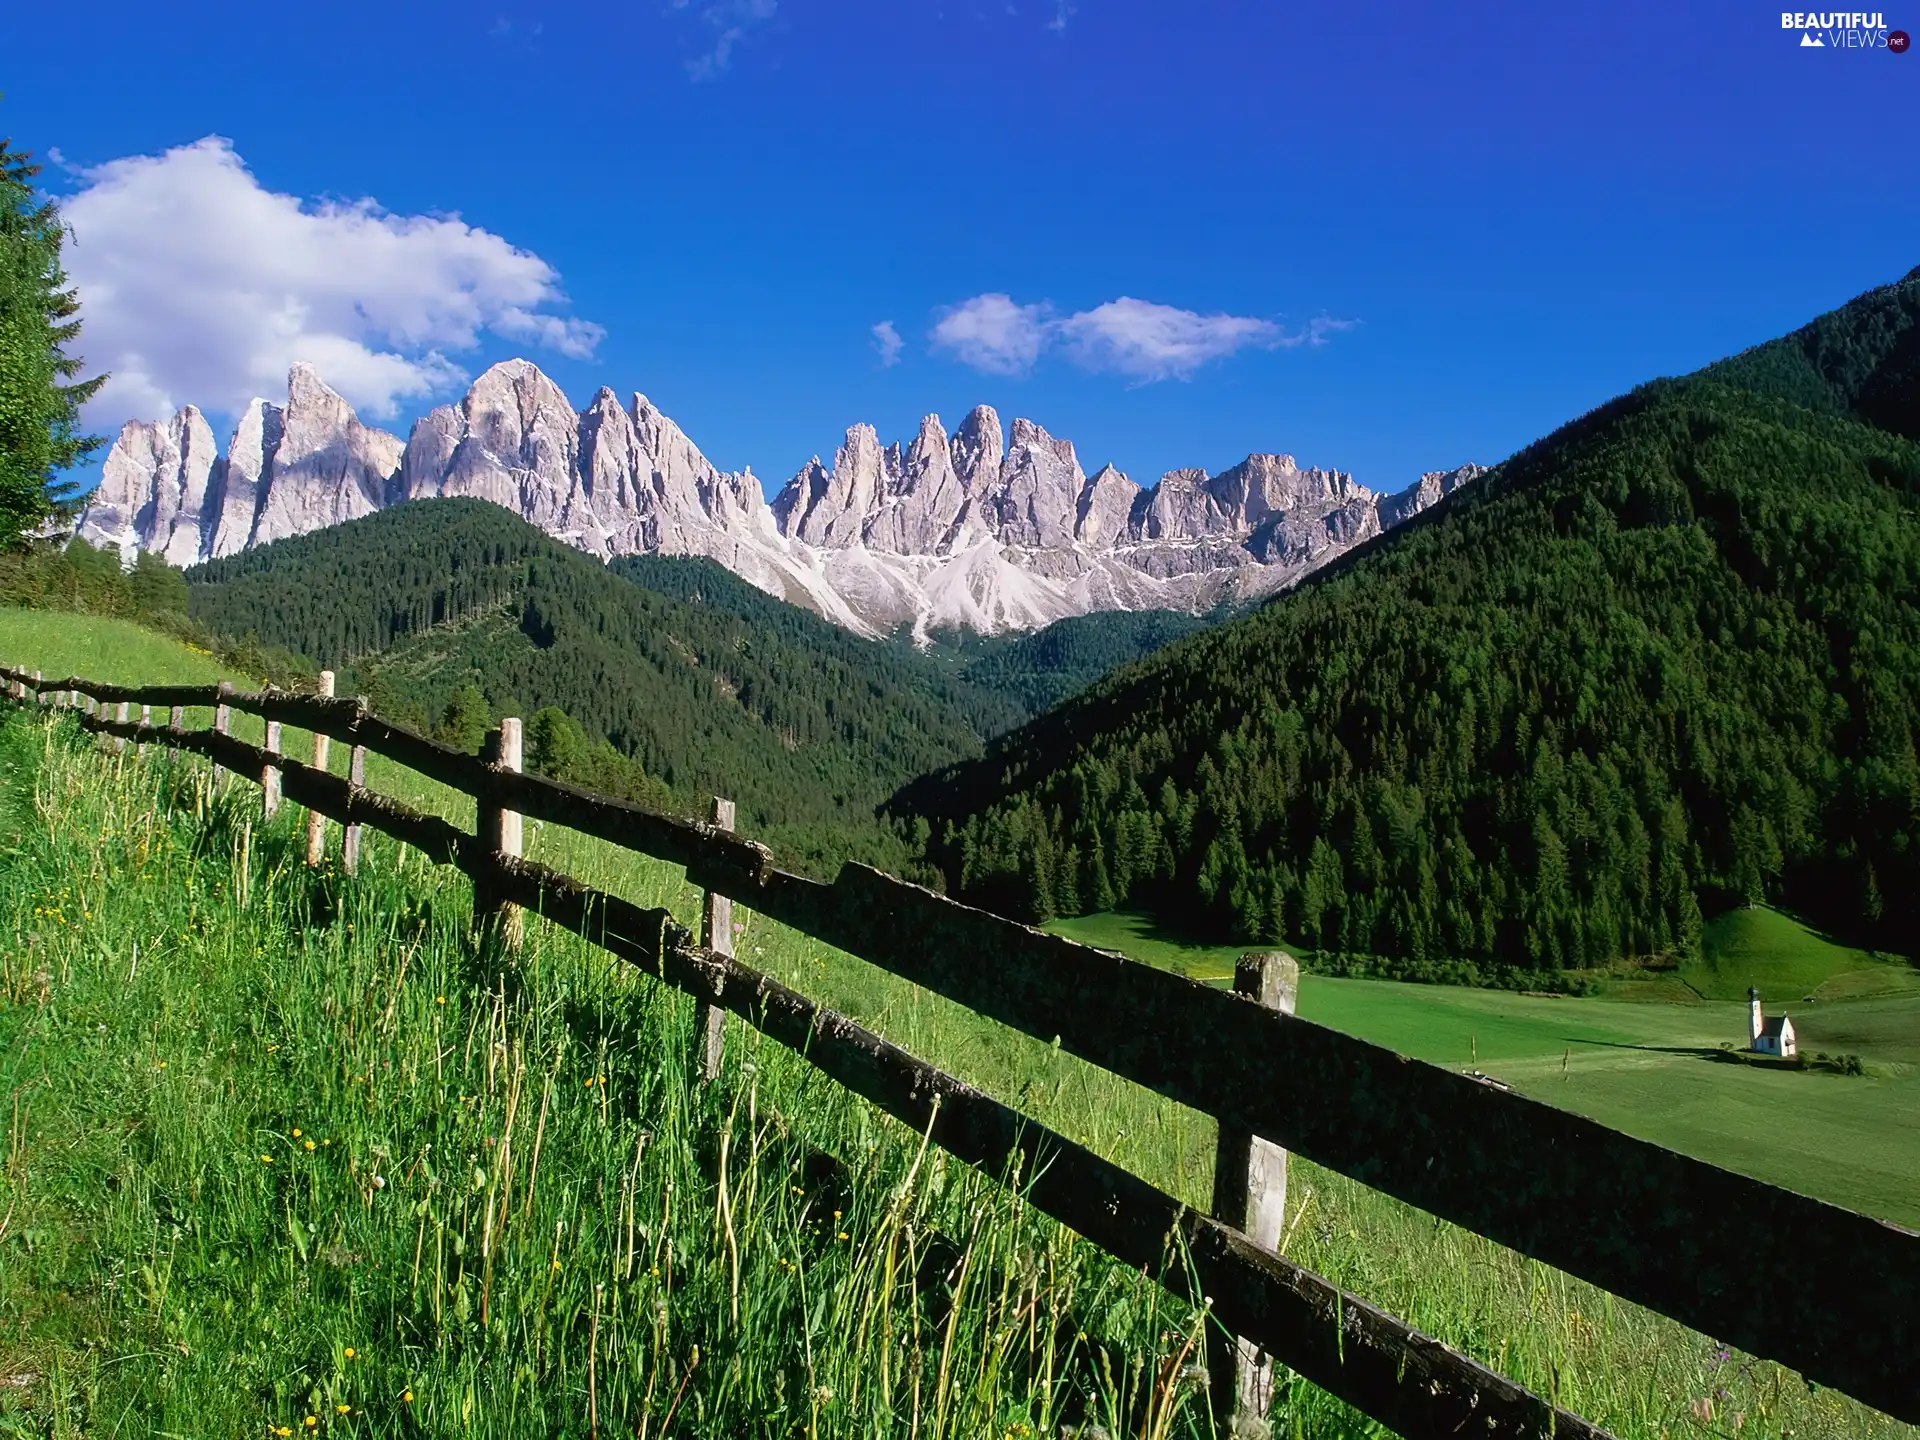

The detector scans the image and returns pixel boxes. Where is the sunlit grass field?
[0,713,1218,1437]
[1685,905,1918,1002]
[3,610,1914,1439]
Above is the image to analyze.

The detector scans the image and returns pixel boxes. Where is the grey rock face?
[79,357,1483,638]
[208,398,284,559]
[79,368,404,564]
[1075,464,1136,549]
[1377,463,1489,528]
[249,364,404,546]
[82,405,224,565]
[986,418,1085,549]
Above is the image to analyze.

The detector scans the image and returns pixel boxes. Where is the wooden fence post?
[212,681,233,782]
[694,796,737,1084]
[306,671,333,865]
[342,714,367,875]
[168,703,183,730]
[475,718,524,944]
[138,704,150,757]
[262,718,283,820]
[114,701,130,755]
[1209,950,1299,1437]
[32,672,44,708]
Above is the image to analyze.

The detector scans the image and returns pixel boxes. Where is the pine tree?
[437,684,493,755]
[0,124,104,546]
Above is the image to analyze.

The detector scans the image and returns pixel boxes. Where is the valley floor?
[1048,910,1920,1229]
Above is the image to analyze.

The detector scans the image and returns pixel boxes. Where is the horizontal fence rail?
[7,665,1918,1431]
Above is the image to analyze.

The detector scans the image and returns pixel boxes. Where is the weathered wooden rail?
[6,664,1918,1437]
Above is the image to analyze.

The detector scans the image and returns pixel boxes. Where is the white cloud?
[677,0,778,81]
[929,293,1052,376]
[1054,297,1280,380]
[929,292,1353,381]
[60,136,604,425]
[1046,0,1075,32]
[871,320,904,367]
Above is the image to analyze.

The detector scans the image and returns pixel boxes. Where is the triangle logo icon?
[1799,31,1825,45]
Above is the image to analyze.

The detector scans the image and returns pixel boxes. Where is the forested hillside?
[184,500,998,869]
[169,499,1224,872]
[945,608,1211,715]
[896,270,1920,966]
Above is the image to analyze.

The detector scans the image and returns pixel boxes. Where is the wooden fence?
[5,664,1918,1439]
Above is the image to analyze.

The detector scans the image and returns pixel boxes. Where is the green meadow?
[3,610,1914,1438]
[1050,908,1920,1230]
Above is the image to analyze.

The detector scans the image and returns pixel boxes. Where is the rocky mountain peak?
[79,357,1484,639]
[951,405,1005,491]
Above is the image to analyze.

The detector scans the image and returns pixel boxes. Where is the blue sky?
[9,0,1917,499]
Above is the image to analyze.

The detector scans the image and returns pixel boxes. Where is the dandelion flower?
[436,996,446,1006]
[260,1155,274,1164]
[292,1129,301,1138]
[304,1419,317,1430]
[343,1347,355,1359]
[335,1405,350,1415]
[304,1139,316,1152]
[402,1391,413,1404]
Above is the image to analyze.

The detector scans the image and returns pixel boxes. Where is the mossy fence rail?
[6,665,1917,1440]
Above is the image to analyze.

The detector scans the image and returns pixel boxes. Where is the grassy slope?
[4,614,1912,1439]
[1685,905,1912,1001]
[1,607,237,686]
[0,714,1205,1437]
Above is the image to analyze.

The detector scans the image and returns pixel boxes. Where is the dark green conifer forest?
[895,268,1920,965]
[182,500,988,870]
[173,500,1210,873]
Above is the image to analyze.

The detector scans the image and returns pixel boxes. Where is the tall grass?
[0,712,1222,1437]
[2,701,1912,1440]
